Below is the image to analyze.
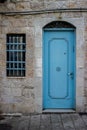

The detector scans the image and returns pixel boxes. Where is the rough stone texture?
[1,0,87,12]
[0,114,87,130]
[0,0,87,114]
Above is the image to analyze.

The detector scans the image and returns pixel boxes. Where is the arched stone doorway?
[43,21,76,110]
[34,18,85,112]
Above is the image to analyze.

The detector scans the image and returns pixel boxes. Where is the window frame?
[6,34,26,77]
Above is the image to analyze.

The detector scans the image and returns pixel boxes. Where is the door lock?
[56,67,61,72]
[68,72,74,79]
[68,72,73,76]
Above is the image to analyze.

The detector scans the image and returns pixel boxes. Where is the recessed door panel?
[49,39,68,99]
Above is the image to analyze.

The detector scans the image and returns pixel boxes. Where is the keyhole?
[56,67,61,72]
[64,52,66,55]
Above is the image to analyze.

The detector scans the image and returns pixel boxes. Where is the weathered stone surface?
[0,0,87,114]
[0,0,87,12]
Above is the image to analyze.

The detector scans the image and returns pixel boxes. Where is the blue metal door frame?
[43,28,76,109]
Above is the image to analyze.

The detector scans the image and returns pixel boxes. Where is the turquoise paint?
[43,28,76,109]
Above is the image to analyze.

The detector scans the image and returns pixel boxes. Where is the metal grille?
[43,21,75,28]
[6,34,26,77]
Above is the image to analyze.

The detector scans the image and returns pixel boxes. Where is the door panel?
[49,39,68,99]
[43,29,75,109]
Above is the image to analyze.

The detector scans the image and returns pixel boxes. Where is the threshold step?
[43,109,75,113]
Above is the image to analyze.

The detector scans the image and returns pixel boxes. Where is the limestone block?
[0,102,35,113]
[44,1,70,9]
[68,1,77,8]
[35,98,42,109]
[18,103,35,113]
[76,1,87,8]
[16,2,31,11]
[35,58,42,68]
[21,78,34,88]
[1,95,22,103]
[35,68,42,77]
[26,49,34,59]
[35,98,42,113]
[76,85,84,97]
[34,38,42,48]
[26,69,34,78]
[30,1,44,10]
[35,86,42,97]
[35,48,42,58]
[9,19,29,27]
[26,37,34,49]
[34,77,42,86]
[76,97,85,112]
[7,3,16,10]
[84,87,87,97]
[2,87,22,97]
[26,27,34,36]
[0,103,14,113]
[34,27,42,48]
[22,87,34,98]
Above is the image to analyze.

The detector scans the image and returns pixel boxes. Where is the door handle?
[68,72,74,79]
[68,72,73,76]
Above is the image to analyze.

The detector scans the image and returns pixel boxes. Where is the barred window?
[0,0,6,3]
[6,34,26,77]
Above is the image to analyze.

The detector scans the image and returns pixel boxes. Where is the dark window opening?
[0,0,7,3]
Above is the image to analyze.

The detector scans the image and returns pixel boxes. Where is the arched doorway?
[43,21,76,109]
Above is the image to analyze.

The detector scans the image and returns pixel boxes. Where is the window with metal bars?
[6,34,26,77]
[0,0,6,3]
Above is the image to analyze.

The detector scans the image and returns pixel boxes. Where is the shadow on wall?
[0,110,4,120]
[0,110,12,130]
[0,124,12,130]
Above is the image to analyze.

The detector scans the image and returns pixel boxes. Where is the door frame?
[43,28,76,110]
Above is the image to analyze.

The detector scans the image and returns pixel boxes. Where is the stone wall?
[0,14,35,113]
[0,0,87,12]
[84,14,87,112]
[0,0,87,113]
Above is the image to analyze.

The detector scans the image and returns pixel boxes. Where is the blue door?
[43,29,75,109]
